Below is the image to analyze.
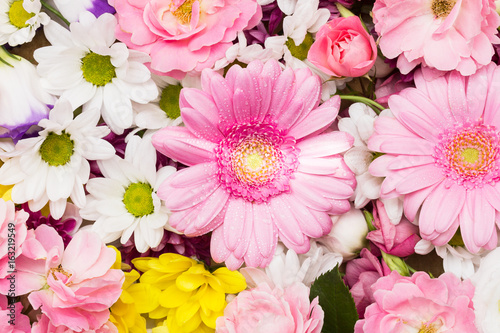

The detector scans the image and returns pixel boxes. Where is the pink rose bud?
[307,16,377,78]
[367,200,420,257]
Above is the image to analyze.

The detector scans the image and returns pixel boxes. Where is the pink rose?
[366,200,421,257]
[110,0,262,78]
[307,16,377,77]
[0,296,30,333]
[32,314,118,333]
[216,282,324,332]
[0,225,124,332]
[344,248,391,319]
[355,271,478,332]
[374,72,414,108]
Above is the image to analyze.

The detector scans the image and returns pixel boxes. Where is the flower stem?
[0,46,20,67]
[40,0,70,26]
[339,95,385,114]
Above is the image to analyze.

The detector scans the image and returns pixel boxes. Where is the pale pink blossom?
[355,271,478,332]
[372,0,500,75]
[110,0,262,78]
[215,282,324,332]
[0,225,124,332]
[308,16,377,77]
[31,314,118,333]
[0,199,29,279]
[368,63,500,253]
[152,59,356,269]
[367,200,420,257]
[0,296,30,333]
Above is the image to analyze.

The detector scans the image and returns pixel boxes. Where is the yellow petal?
[158,286,192,308]
[200,307,224,329]
[212,268,246,294]
[127,283,161,313]
[123,269,141,290]
[109,246,122,270]
[176,300,201,325]
[149,306,171,320]
[169,308,202,333]
[176,265,208,292]
[199,287,226,313]
[0,185,13,201]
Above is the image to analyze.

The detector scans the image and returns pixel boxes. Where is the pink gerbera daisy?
[368,63,500,253]
[372,0,500,75]
[152,59,356,269]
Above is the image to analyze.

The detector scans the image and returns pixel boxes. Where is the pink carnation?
[152,59,356,269]
[372,0,500,75]
[110,0,262,78]
[355,271,478,332]
[0,225,124,332]
[0,199,29,280]
[0,296,30,333]
[215,282,324,332]
[32,314,118,333]
[369,63,500,253]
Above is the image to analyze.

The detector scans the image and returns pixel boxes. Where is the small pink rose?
[367,200,420,257]
[0,296,30,333]
[308,16,377,78]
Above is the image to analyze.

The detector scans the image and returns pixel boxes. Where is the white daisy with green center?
[33,11,158,135]
[0,0,49,46]
[80,134,177,253]
[0,99,115,219]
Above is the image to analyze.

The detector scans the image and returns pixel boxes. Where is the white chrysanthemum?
[34,11,158,134]
[49,0,115,23]
[0,0,49,46]
[81,134,177,253]
[472,247,500,332]
[0,99,115,219]
[264,0,345,100]
[415,238,487,280]
[339,104,403,223]
[133,74,201,131]
[242,242,342,289]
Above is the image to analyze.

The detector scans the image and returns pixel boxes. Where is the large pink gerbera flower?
[372,0,500,75]
[368,63,500,253]
[152,59,356,269]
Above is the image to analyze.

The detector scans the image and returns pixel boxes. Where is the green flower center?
[39,132,75,166]
[431,0,456,18]
[123,183,155,217]
[9,0,34,29]
[159,85,182,120]
[286,33,314,61]
[448,229,465,247]
[81,52,116,86]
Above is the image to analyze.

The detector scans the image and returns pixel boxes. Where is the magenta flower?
[369,63,500,253]
[354,271,478,332]
[0,225,124,332]
[372,0,500,75]
[152,59,356,269]
[110,0,262,78]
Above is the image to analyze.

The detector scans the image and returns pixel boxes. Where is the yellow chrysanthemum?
[132,253,247,333]
[108,246,148,333]
[0,184,13,201]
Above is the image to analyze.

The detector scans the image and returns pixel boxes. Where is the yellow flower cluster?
[132,253,247,333]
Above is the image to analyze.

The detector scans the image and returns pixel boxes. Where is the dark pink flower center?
[215,123,300,202]
[434,122,500,189]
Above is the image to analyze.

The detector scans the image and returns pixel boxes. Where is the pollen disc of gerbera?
[39,132,75,166]
[8,0,34,29]
[81,52,116,86]
[123,182,155,217]
[434,122,500,189]
[431,0,456,18]
[216,123,300,202]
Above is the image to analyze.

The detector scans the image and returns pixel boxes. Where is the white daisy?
[34,11,158,134]
[49,0,116,23]
[338,104,404,223]
[81,133,177,253]
[0,98,115,219]
[0,0,49,46]
[133,74,201,131]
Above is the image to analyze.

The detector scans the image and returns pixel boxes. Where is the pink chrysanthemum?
[368,63,500,253]
[152,59,356,269]
[372,0,500,75]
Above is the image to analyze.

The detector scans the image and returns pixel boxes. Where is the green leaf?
[309,265,359,333]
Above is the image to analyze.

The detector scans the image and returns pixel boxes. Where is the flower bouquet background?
[1,0,500,332]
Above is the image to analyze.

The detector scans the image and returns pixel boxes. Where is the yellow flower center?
[461,147,479,164]
[39,132,75,166]
[431,0,456,18]
[173,0,195,25]
[81,52,116,86]
[418,323,438,333]
[48,264,72,284]
[8,0,34,29]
